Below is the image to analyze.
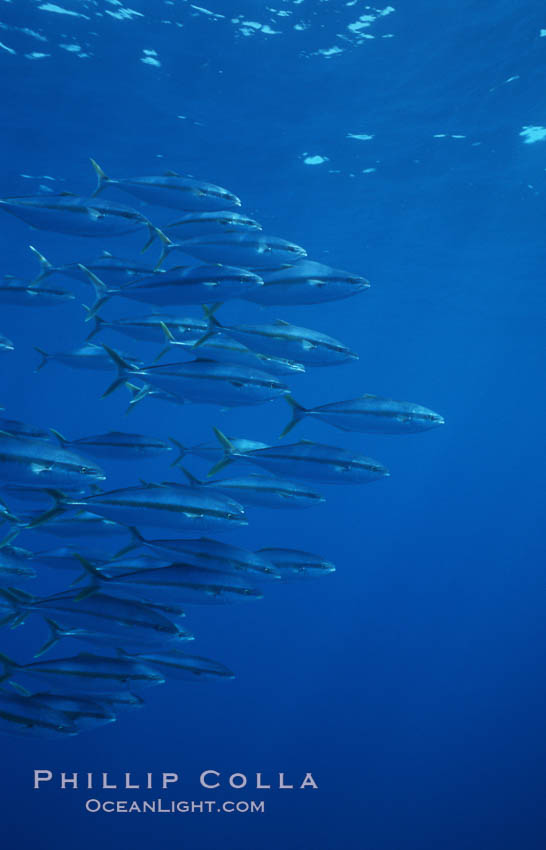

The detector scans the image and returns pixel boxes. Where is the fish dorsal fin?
[101,251,113,257]
[274,319,291,326]
[359,393,382,400]
[179,467,202,487]
[165,170,181,177]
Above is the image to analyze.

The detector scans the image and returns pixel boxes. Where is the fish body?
[87,562,262,606]
[30,247,154,287]
[0,690,77,738]
[0,194,158,239]
[244,260,369,305]
[257,548,336,579]
[124,532,279,580]
[29,693,116,730]
[162,332,305,377]
[104,347,289,407]
[181,469,324,510]
[0,280,75,306]
[50,429,172,461]
[0,433,105,488]
[43,483,247,534]
[211,430,389,484]
[282,394,445,435]
[0,418,50,440]
[171,232,306,268]
[0,545,36,585]
[0,652,165,693]
[165,210,261,239]
[205,313,357,366]
[35,343,142,373]
[2,588,191,652]
[35,511,129,542]
[91,160,241,211]
[120,265,263,307]
[121,649,234,681]
[88,313,208,344]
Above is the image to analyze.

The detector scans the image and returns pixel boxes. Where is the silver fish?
[118,649,234,681]
[244,259,370,305]
[202,311,357,367]
[34,511,130,543]
[35,343,143,373]
[0,545,36,586]
[0,193,168,249]
[210,429,389,484]
[91,160,241,211]
[87,313,208,344]
[165,210,261,239]
[49,429,173,461]
[28,692,116,730]
[157,323,305,377]
[76,558,262,606]
[281,394,445,436]
[0,587,191,654]
[167,231,306,268]
[120,528,279,581]
[178,467,325,511]
[256,548,336,579]
[103,347,289,408]
[0,279,75,307]
[81,264,263,317]
[29,246,154,287]
[0,651,165,693]
[29,483,247,535]
[0,432,105,488]
[0,690,77,738]
[0,418,50,440]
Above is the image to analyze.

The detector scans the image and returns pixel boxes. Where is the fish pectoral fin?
[30,462,54,475]
[88,208,105,221]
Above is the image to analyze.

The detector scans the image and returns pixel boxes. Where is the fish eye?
[79,466,94,475]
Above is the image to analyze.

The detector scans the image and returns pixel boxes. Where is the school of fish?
[0,161,444,737]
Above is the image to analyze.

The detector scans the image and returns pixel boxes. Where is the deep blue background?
[1,2,545,848]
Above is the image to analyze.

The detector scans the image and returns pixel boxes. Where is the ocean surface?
[1,2,545,848]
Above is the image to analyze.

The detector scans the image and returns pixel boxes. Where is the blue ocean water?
[1,2,545,848]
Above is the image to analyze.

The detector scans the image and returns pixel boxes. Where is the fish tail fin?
[0,527,21,548]
[102,345,138,398]
[169,437,186,467]
[0,653,19,682]
[179,466,201,487]
[124,382,149,413]
[71,554,104,599]
[113,525,143,558]
[280,395,307,437]
[0,588,22,627]
[84,312,106,341]
[194,304,224,348]
[142,225,172,263]
[152,228,174,268]
[25,488,69,529]
[28,245,52,285]
[34,619,65,658]
[49,428,68,448]
[90,158,110,196]
[34,347,49,372]
[153,322,175,362]
[208,427,235,476]
[78,264,113,320]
